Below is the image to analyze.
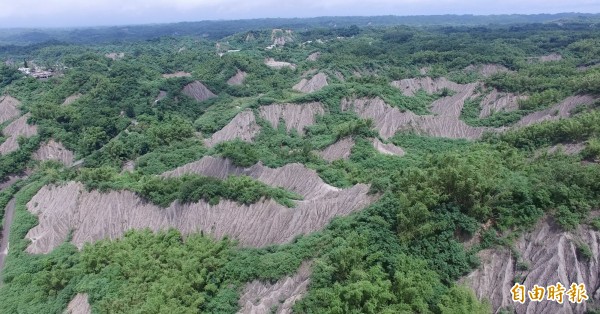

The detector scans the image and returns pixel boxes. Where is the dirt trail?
[65,293,91,314]
[238,262,311,314]
[0,198,16,282]
[463,217,600,313]
[26,157,375,253]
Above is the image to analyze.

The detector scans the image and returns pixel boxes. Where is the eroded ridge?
[182,81,217,102]
[464,217,600,314]
[238,262,312,314]
[517,95,595,127]
[259,102,325,135]
[320,137,354,162]
[204,110,261,147]
[0,95,21,124]
[26,157,375,253]
[293,73,328,93]
[33,139,74,166]
[0,114,38,155]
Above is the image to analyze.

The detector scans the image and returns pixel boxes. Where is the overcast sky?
[0,0,599,28]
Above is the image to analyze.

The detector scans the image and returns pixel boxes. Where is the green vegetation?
[0,16,599,314]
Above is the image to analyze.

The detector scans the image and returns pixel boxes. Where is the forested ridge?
[0,15,599,313]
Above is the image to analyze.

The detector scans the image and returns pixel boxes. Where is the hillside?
[0,16,600,314]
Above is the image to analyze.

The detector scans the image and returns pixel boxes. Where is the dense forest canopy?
[0,14,599,314]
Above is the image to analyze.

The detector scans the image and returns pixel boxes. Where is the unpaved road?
[0,198,16,281]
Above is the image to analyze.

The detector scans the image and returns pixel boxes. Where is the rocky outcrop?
[227,70,247,86]
[259,102,325,135]
[517,95,595,127]
[0,114,38,155]
[238,262,311,314]
[162,71,191,78]
[293,73,328,93]
[0,95,21,124]
[33,139,74,166]
[204,110,261,147]
[26,157,375,253]
[464,217,600,313]
[182,81,217,102]
[372,138,405,156]
[320,137,354,162]
[264,58,296,70]
[64,293,91,314]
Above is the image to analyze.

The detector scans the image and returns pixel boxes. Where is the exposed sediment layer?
[238,262,312,314]
[204,110,261,147]
[26,157,375,253]
[259,102,325,135]
[464,217,600,313]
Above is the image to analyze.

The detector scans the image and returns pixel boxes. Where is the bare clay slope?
[319,137,355,162]
[64,293,91,314]
[26,157,374,253]
[227,70,247,86]
[372,138,405,156]
[517,95,595,127]
[479,90,526,118]
[464,218,600,314]
[342,97,488,140]
[293,73,328,93]
[62,94,81,106]
[34,139,74,166]
[182,81,217,102]
[238,262,311,314]
[259,102,325,135]
[0,114,38,155]
[204,110,261,147]
[0,95,21,124]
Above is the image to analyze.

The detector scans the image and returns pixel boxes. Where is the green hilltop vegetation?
[0,15,599,313]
